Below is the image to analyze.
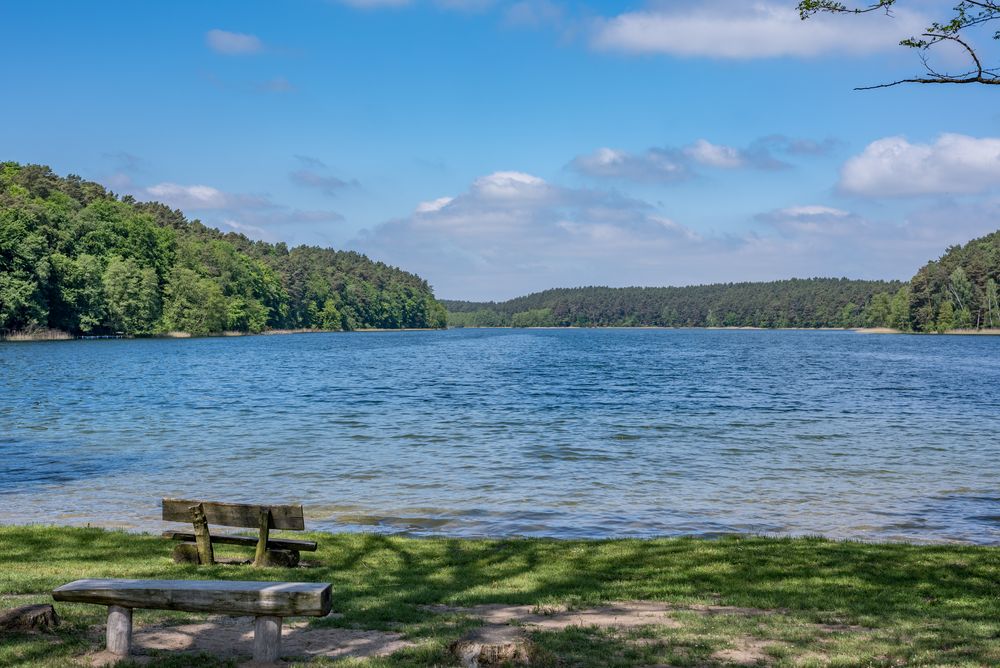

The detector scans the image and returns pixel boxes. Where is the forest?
[0,163,447,336]
[446,229,1000,332]
[445,279,903,329]
[904,229,1000,332]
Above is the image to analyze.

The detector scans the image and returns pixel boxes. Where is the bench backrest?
[162,498,305,531]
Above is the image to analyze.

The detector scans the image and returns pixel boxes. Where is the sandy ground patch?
[86,614,413,666]
[425,601,798,630]
[711,638,775,665]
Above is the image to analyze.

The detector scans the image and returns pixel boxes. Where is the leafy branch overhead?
[798,0,1000,88]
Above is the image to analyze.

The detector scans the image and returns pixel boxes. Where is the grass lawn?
[0,526,997,666]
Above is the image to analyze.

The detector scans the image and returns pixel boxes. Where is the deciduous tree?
[799,1,1000,88]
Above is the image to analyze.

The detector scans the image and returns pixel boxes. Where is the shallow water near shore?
[1,328,998,543]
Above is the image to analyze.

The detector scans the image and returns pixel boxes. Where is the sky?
[2,0,999,300]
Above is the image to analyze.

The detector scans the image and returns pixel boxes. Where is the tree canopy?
[0,162,447,336]
[446,228,1000,333]
[445,278,903,329]
[799,0,1000,88]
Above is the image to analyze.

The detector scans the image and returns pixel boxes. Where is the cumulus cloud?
[757,204,862,237]
[840,134,1000,198]
[132,180,343,241]
[353,170,708,298]
[570,147,689,183]
[415,196,454,213]
[570,135,829,183]
[206,29,264,55]
[684,139,743,169]
[352,167,1000,300]
[144,183,232,209]
[590,1,925,59]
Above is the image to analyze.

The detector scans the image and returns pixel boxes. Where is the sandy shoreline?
[0,327,442,343]
[5,325,1000,342]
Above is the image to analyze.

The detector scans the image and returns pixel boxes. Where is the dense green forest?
[0,162,446,336]
[904,229,1000,332]
[447,230,1000,332]
[444,279,903,329]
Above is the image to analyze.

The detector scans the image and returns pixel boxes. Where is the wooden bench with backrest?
[161,498,317,567]
[53,578,332,663]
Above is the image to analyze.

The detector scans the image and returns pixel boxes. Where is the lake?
[1,328,998,544]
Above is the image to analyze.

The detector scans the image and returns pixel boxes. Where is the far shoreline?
[4,325,1000,343]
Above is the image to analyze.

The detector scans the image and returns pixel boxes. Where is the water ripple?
[0,329,998,543]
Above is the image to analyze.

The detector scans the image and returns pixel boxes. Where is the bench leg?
[253,615,282,662]
[106,605,132,656]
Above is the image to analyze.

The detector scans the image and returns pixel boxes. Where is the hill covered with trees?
[445,279,903,329]
[0,162,446,336]
[446,229,1000,332]
[901,229,1000,332]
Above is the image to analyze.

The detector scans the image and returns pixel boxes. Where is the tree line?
[446,229,1000,332]
[0,162,447,336]
[445,278,904,329]
[901,229,1000,332]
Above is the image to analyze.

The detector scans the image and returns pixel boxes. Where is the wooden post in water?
[106,605,132,656]
[189,503,215,565]
[254,508,271,567]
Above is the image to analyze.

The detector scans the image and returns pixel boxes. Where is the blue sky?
[2,0,999,300]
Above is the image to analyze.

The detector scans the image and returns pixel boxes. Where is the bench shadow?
[130,615,412,661]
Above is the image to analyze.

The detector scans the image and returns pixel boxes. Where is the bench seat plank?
[52,579,332,617]
[162,531,318,552]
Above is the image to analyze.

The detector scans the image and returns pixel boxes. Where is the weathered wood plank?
[254,508,271,568]
[52,579,333,617]
[190,503,215,566]
[162,498,305,530]
[161,531,317,551]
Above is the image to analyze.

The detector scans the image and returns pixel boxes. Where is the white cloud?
[205,29,263,55]
[777,205,850,217]
[221,218,271,240]
[684,139,743,169]
[416,196,454,213]
[145,183,230,209]
[591,2,925,59]
[570,146,689,183]
[471,171,549,199]
[352,168,1000,300]
[570,135,826,183]
[840,134,1000,197]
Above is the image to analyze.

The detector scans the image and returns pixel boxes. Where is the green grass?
[1,526,998,666]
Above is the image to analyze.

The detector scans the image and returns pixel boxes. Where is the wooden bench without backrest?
[161,498,318,567]
[53,578,332,662]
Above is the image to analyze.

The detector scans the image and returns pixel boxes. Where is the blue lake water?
[1,328,998,544]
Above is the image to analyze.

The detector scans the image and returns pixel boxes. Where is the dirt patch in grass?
[711,638,775,665]
[84,614,414,666]
[425,602,684,630]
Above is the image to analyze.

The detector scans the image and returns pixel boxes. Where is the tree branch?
[856,76,1000,90]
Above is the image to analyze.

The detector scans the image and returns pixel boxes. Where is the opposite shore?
[5,325,1000,343]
